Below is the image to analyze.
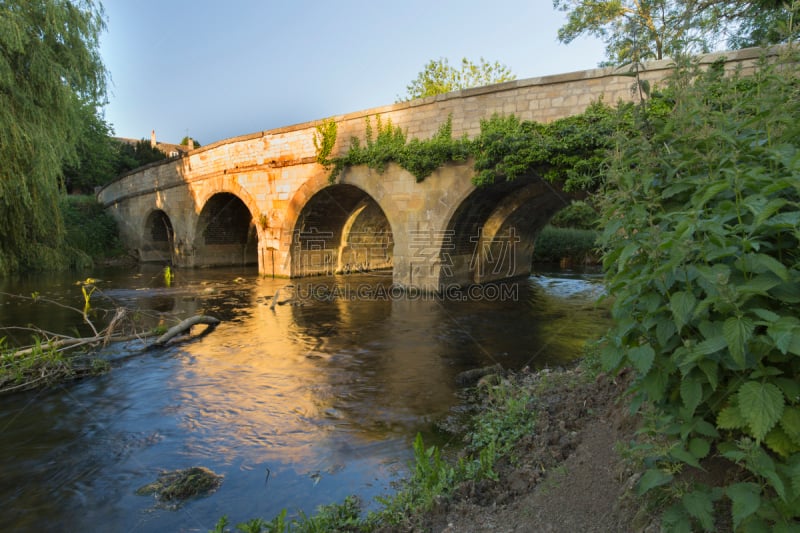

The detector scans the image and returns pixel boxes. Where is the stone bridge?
[97,48,765,291]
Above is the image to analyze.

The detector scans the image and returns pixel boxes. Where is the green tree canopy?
[62,100,116,193]
[553,0,797,66]
[0,0,107,273]
[113,139,167,175]
[399,57,516,102]
[180,136,201,148]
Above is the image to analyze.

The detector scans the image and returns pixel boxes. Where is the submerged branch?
[1,303,221,395]
[152,315,221,347]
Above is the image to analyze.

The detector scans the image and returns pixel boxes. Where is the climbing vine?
[471,101,629,190]
[313,118,338,169]
[321,114,471,183]
[319,100,649,193]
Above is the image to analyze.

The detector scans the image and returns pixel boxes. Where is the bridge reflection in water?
[0,266,607,531]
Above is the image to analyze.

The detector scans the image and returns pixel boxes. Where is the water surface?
[0,266,607,531]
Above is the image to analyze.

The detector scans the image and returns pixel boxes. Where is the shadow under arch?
[141,209,175,264]
[289,184,394,277]
[194,192,259,267]
[442,176,575,286]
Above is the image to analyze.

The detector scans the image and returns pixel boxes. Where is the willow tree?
[0,0,107,273]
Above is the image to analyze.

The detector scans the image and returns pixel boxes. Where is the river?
[0,265,608,532]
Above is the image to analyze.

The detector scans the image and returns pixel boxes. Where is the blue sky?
[99,1,605,146]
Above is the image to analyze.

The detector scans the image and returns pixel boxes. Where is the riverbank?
[214,356,652,533]
[413,362,645,533]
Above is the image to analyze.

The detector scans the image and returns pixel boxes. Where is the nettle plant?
[599,51,800,531]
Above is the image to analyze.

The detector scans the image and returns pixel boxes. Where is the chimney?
[187,137,194,150]
[150,130,156,148]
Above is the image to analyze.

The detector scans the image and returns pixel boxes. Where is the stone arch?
[194,192,259,267]
[141,209,175,263]
[287,183,394,277]
[442,176,573,286]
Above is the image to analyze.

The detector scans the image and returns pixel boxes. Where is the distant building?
[113,130,193,158]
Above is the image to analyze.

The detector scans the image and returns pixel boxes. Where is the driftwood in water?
[1,287,223,395]
[8,314,221,356]
[152,315,220,347]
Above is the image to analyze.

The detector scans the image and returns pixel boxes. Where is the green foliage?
[313,118,337,168]
[370,379,538,527]
[291,496,362,532]
[598,50,800,528]
[369,433,462,526]
[0,337,72,391]
[210,498,361,532]
[468,380,536,456]
[471,101,627,190]
[549,200,599,229]
[553,0,715,64]
[62,100,116,193]
[553,0,795,66]
[722,0,800,49]
[0,0,107,274]
[0,335,108,394]
[532,225,600,264]
[180,136,201,148]
[338,115,407,176]
[64,127,172,194]
[396,116,472,182]
[399,57,516,102]
[329,114,471,183]
[61,195,121,263]
[114,139,167,174]
[328,102,627,190]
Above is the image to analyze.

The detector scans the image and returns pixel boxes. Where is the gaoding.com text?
[292,283,519,303]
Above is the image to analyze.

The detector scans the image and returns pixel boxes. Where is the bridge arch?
[441,176,572,286]
[287,182,395,277]
[194,191,260,267]
[141,209,175,264]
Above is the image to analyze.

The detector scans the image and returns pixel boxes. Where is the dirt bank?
[416,366,650,533]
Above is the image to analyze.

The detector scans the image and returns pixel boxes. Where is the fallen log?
[153,315,220,347]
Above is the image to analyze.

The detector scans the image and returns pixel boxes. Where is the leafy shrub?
[599,51,800,530]
[471,101,627,190]
[60,195,121,263]
[549,200,599,229]
[532,226,599,265]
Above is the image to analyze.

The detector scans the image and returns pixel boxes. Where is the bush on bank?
[532,225,600,266]
[60,195,122,267]
[598,50,800,530]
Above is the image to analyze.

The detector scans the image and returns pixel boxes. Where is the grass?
[0,336,108,394]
